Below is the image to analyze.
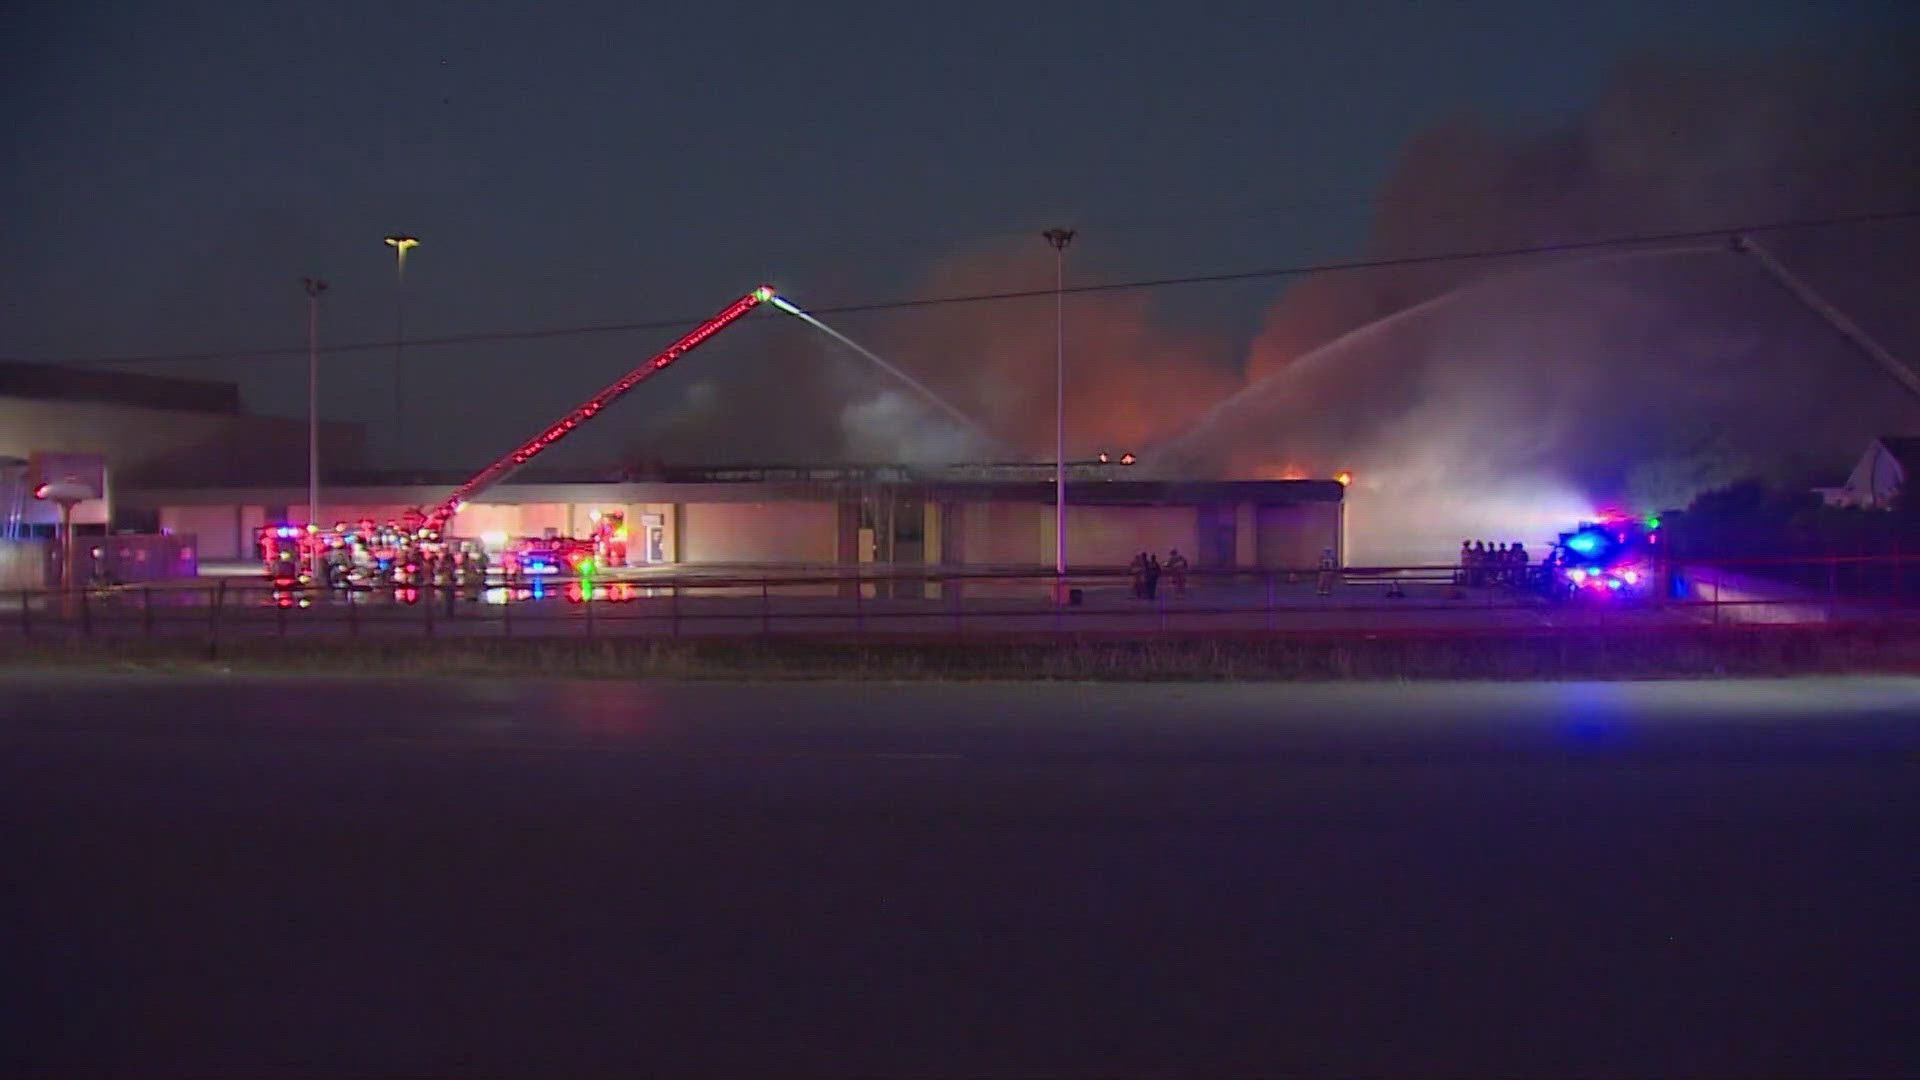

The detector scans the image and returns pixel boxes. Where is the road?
[3,677,1916,1077]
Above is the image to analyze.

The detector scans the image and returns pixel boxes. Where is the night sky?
[5,0,1917,470]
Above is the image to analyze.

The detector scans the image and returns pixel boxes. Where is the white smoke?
[839,389,986,464]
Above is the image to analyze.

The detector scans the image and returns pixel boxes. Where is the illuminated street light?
[384,233,420,453]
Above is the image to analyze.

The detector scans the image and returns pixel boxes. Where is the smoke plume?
[1165,50,1920,562]
[629,50,1920,566]
[871,237,1244,460]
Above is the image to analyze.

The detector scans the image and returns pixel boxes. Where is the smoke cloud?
[871,237,1243,460]
[838,389,985,464]
[629,50,1920,567]
[1162,50,1920,562]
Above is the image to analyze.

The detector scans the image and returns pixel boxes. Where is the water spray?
[768,293,1006,451]
[1153,242,1728,463]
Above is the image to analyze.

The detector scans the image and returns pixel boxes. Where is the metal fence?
[4,557,1918,640]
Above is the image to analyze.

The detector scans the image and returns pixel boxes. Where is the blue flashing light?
[1567,531,1603,556]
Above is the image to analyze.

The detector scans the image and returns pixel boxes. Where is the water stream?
[1153,243,1729,465]
[769,294,1007,452]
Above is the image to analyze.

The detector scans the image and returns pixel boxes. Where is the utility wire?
[30,206,1920,368]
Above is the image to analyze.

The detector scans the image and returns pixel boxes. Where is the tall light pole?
[384,233,420,451]
[303,277,328,582]
[1043,228,1075,600]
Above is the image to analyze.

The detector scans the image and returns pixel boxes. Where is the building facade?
[127,476,1346,571]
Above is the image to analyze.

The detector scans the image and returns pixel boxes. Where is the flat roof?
[0,361,241,414]
[122,477,1343,508]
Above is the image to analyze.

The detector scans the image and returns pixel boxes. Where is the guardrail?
[4,557,1918,640]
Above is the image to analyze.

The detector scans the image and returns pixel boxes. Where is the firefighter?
[437,550,458,615]
[326,542,351,592]
[1130,552,1148,599]
[1143,553,1162,600]
[469,545,491,600]
[1470,541,1488,586]
[1458,540,1473,585]
[1512,542,1530,588]
[1165,548,1189,597]
[1317,547,1337,597]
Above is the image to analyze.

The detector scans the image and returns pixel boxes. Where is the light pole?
[1043,228,1075,600]
[384,233,420,449]
[304,277,328,582]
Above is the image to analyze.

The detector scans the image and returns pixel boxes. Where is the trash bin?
[1069,588,1083,606]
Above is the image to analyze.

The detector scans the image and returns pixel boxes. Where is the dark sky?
[4,0,1916,469]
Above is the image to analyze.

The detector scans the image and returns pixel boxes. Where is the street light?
[303,277,328,582]
[384,233,420,449]
[1042,227,1075,601]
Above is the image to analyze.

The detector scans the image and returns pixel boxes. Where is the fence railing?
[3,558,1916,640]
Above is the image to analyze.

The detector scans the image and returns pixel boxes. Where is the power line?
[31,206,1920,368]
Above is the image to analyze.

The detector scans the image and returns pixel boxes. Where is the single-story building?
[123,471,1347,573]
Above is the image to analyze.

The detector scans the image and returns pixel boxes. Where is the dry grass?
[5,625,1920,681]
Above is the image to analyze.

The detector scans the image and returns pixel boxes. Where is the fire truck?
[256,525,315,590]
[256,287,775,585]
[1541,516,1665,600]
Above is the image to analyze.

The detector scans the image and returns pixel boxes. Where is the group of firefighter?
[1457,540,1531,587]
[1128,549,1190,599]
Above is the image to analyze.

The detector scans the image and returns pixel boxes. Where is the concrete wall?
[679,502,838,564]
[160,505,245,561]
[962,502,1050,565]
[946,501,1340,571]
[283,504,426,529]
[1059,506,1198,569]
[1235,503,1258,568]
[959,504,1208,569]
[147,489,1342,572]
[1256,502,1342,570]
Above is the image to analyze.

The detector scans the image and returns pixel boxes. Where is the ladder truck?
[422,285,776,537]
[257,287,774,586]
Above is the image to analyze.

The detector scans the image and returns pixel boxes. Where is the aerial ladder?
[422,286,775,534]
[1729,234,1920,402]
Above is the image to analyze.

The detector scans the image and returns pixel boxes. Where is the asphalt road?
[3,677,1916,1078]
